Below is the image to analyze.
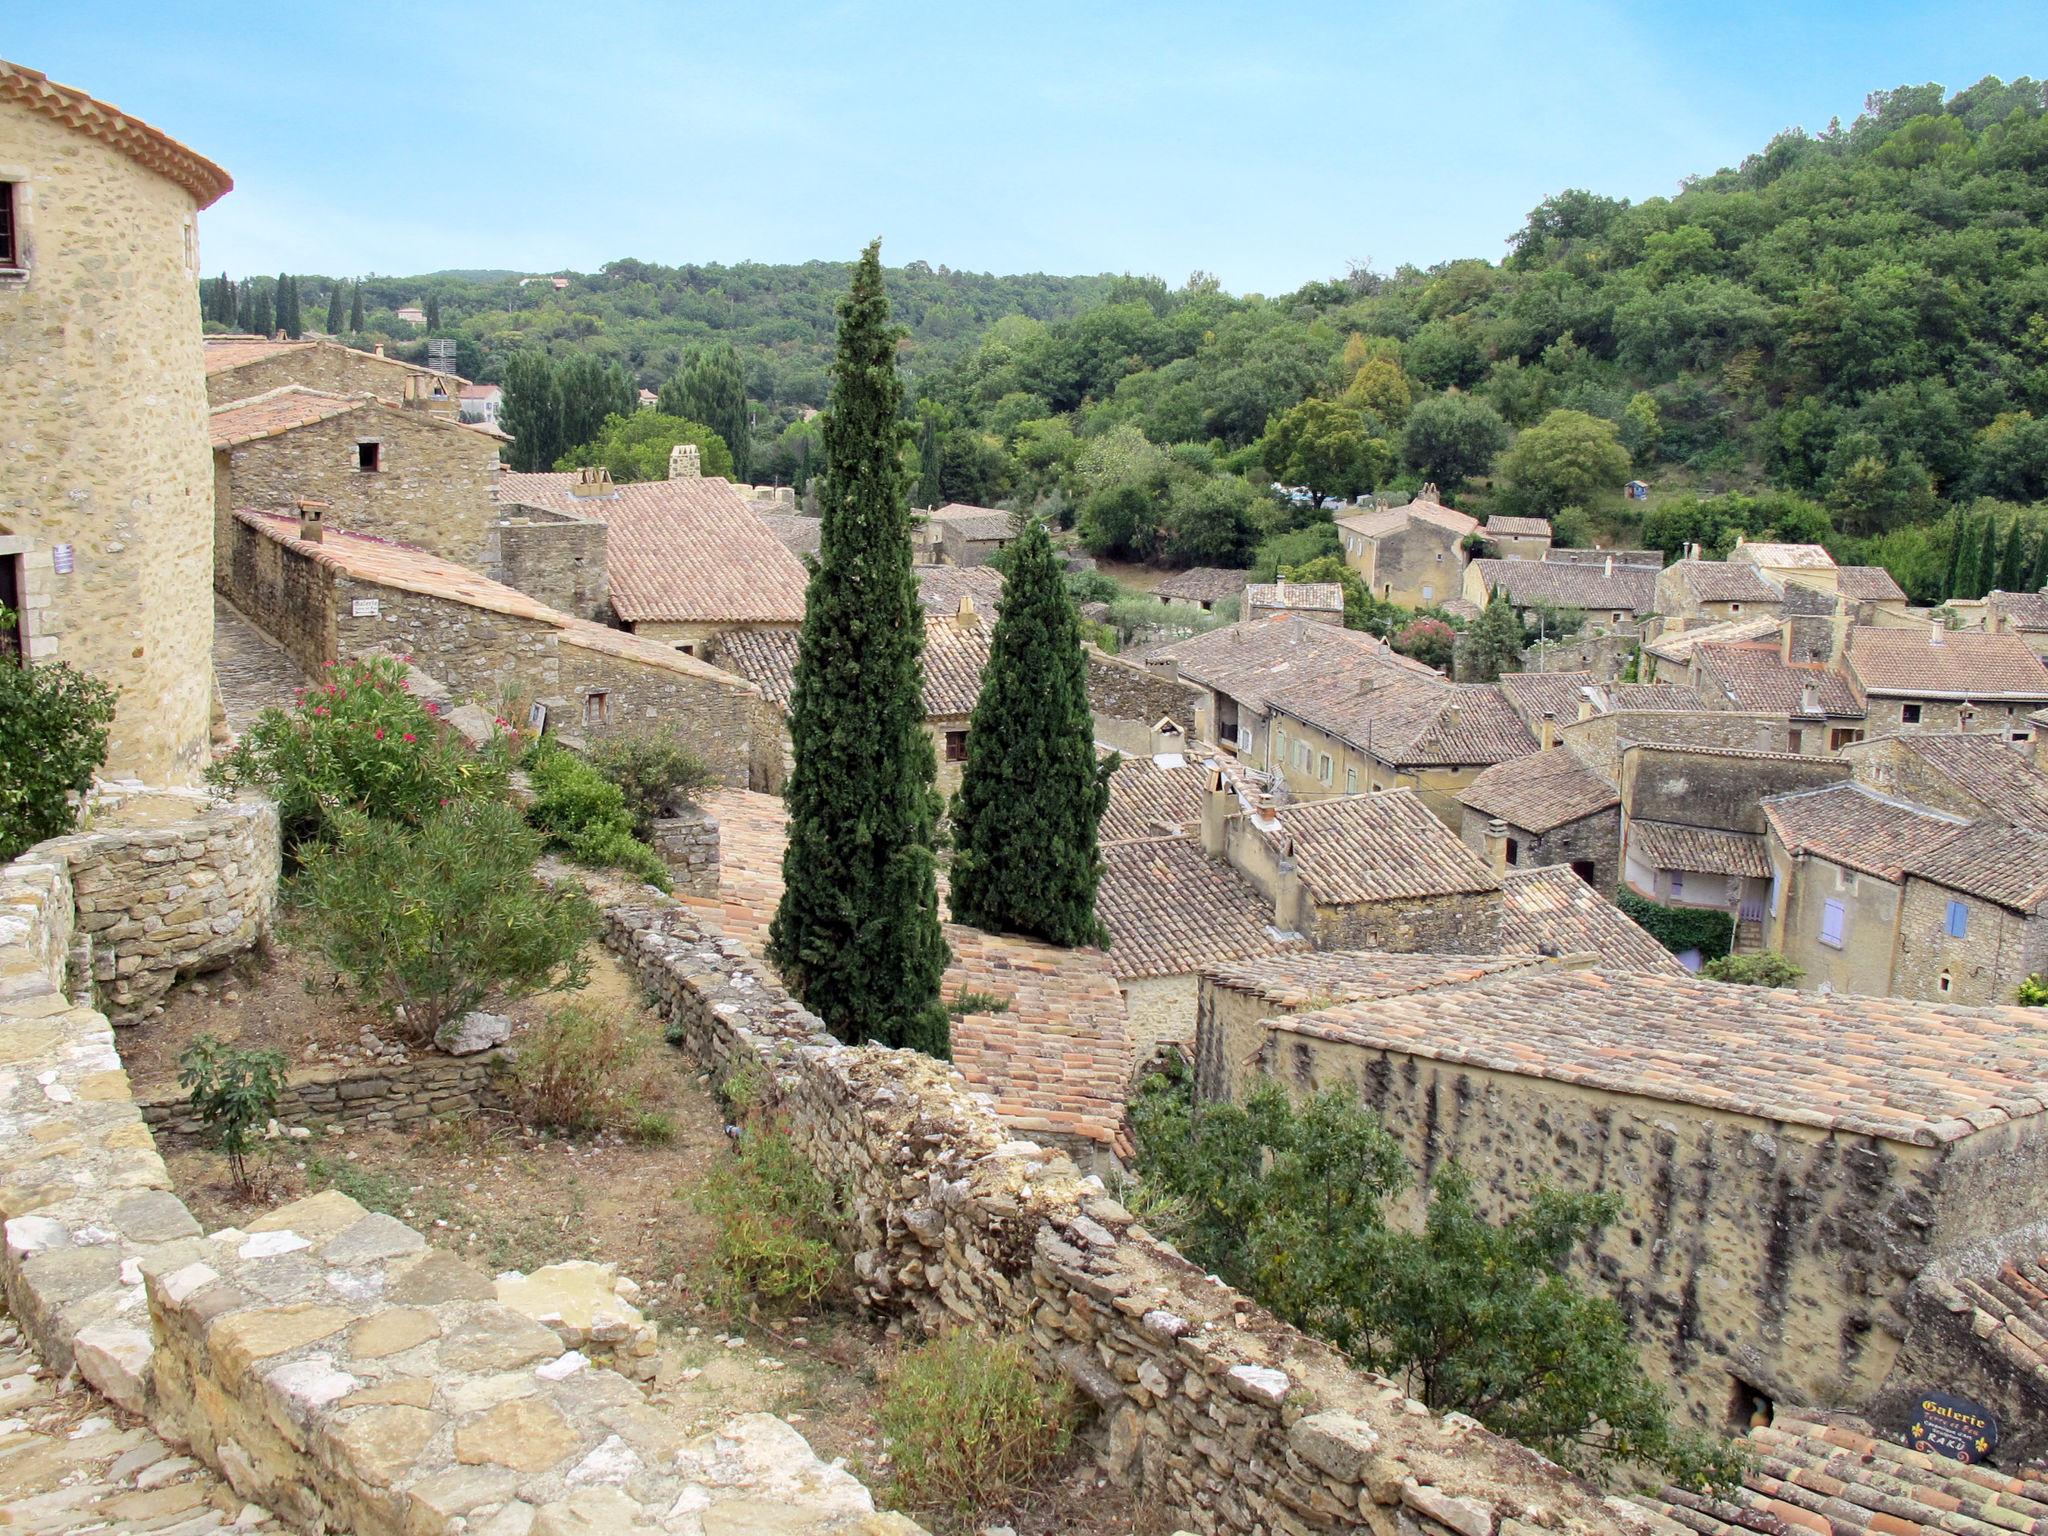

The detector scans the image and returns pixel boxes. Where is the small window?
[944,729,968,762]
[1434,551,1443,563]
[1945,900,1968,939]
[1938,970,1953,995]
[1787,728,1804,753]
[0,181,16,269]
[1317,753,1333,785]
[1293,740,1310,771]
[1611,611,1623,624]
[675,643,695,656]
[1729,602,1742,614]
[583,691,609,726]
[1902,703,1923,725]
[1570,859,1596,885]
[1729,1377,1774,1432]
[1829,727,1863,751]
[357,441,382,472]
[1505,837,1520,865]
[1819,899,1846,949]
[1421,584,1434,601]
[1345,767,1358,793]
[1670,870,1685,898]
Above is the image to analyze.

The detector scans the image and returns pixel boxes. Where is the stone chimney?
[1540,710,1556,750]
[1959,701,1976,733]
[374,343,385,358]
[1199,769,1232,858]
[1929,618,1946,648]
[295,498,328,544]
[569,466,614,499]
[668,442,702,480]
[1418,481,1441,504]
[1603,554,1614,578]
[1799,678,1820,717]
[1686,541,1702,562]
[1484,818,1510,875]
[1779,619,1798,665]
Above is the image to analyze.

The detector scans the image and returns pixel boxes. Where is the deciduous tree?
[662,342,751,481]
[1400,392,1509,488]
[1500,409,1632,514]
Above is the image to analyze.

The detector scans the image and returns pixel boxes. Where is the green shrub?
[0,647,116,861]
[628,1109,676,1144]
[2019,974,2048,1006]
[1701,952,1802,987]
[293,798,594,1043]
[511,1003,652,1133]
[588,732,713,841]
[210,655,505,850]
[690,1108,841,1309]
[524,739,670,890]
[179,1035,286,1192]
[879,1330,1075,1520]
[1615,891,1736,964]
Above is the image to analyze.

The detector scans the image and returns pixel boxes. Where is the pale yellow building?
[0,61,232,783]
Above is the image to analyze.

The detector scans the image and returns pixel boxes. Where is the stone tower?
[0,61,232,784]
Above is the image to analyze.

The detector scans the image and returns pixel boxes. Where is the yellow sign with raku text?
[1909,1391,1998,1464]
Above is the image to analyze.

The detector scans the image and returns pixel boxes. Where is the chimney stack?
[374,343,385,358]
[1484,817,1510,875]
[295,498,328,545]
[1929,618,1946,648]
[1540,710,1556,751]
[1959,701,1976,733]
[569,465,614,499]
[668,442,702,480]
[1799,678,1820,717]
[1779,619,1797,665]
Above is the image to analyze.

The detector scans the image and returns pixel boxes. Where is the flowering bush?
[1391,616,1457,671]
[210,656,505,850]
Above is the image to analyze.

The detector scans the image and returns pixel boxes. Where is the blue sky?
[12,2,2042,292]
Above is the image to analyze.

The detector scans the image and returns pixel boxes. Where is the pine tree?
[950,517,1111,947]
[326,282,344,334]
[767,241,949,1057]
[1999,518,2031,593]
[661,343,751,481]
[1974,516,2001,600]
[349,283,364,333]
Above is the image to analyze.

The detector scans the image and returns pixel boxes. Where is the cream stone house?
[1335,494,1476,608]
[203,333,462,413]
[0,61,232,783]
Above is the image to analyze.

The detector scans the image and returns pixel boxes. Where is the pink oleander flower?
[374,728,385,740]
[402,733,416,743]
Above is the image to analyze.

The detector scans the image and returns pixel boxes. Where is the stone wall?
[598,894,1674,1536]
[205,341,444,410]
[1459,804,1621,895]
[1888,877,2047,1005]
[1559,708,1785,780]
[1086,646,1202,734]
[488,506,610,621]
[650,806,721,898]
[34,786,280,1020]
[137,1052,507,1139]
[214,404,496,569]
[0,98,218,783]
[1305,889,1501,954]
[1765,845,1903,998]
[221,510,337,674]
[1511,631,1639,681]
[1619,743,1849,835]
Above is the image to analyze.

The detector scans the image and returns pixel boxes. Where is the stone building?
[1835,562,1910,619]
[1841,728,2048,826]
[203,334,461,413]
[1463,553,1659,629]
[1243,579,1342,625]
[1727,538,1839,597]
[1759,781,1965,996]
[1685,638,1867,753]
[1151,566,1247,612]
[1335,495,1476,609]
[1480,514,1551,561]
[487,497,609,621]
[0,60,232,783]
[1842,623,2048,735]
[1653,558,1783,625]
[1639,614,1779,683]
[220,509,776,788]
[1890,820,2048,1005]
[1197,960,2048,1431]
[209,385,503,568]
[1455,747,1621,891]
[914,563,1003,620]
[1982,586,2048,657]
[922,503,1016,566]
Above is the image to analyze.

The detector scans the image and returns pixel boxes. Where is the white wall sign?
[351,597,380,618]
[51,544,73,575]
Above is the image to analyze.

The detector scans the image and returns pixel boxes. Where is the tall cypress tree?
[1951,516,1979,600]
[349,283,364,333]
[1999,518,2031,593]
[274,273,294,337]
[950,517,1111,947]
[326,282,344,334]
[915,412,943,508]
[767,241,949,1057]
[1940,509,1966,601]
[425,293,441,330]
[235,280,253,332]
[1975,516,2001,599]
[250,283,275,338]
[2030,526,2048,594]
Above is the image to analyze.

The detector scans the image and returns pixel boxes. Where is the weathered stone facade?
[1086,645,1202,738]
[488,503,609,620]
[1888,875,2048,1005]
[1457,802,1620,894]
[205,337,457,410]
[212,401,497,568]
[1340,516,1467,609]
[650,807,721,898]
[0,75,227,783]
[1512,630,1640,682]
[1558,708,1784,780]
[1764,846,1904,997]
[37,785,280,1019]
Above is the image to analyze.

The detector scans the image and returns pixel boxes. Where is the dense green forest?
[210,76,2048,602]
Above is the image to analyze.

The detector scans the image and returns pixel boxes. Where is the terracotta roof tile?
[1694,643,1865,719]
[1762,783,1966,881]
[1245,581,1343,613]
[1667,559,1783,604]
[1884,733,2048,830]
[0,60,231,207]
[1627,818,1772,878]
[1143,617,1435,716]
[1498,866,1687,974]
[1271,675,1537,768]
[1543,547,1664,568]
[1846,627,2048,701]
[915,564,1004,618]
[1989,588,2048,630]
[508,478,810,626]
[1919,1243,2048,1397]
[1734,541,1836,571]
[1497,672,1710,732]
[1471,557,1658,615]
[757,514,822,559]
[716,623,992,718]
[1153,567,1250,603]
[1837,565,1908,603]
[1101,756,1210,844]
[1204,951,1546,1009]
[927,503,1015,541]
[1336,499,1478,539]
[1644,616,1781,663]
[208,385,363,446]
[1485,515,1552,537]
[1903,820,2048,911]
[1270,791,1501,905]
[1098,838,1305,980]
[1457,749,1618,833]
[203,335,313,375]
[1276,968,2048,1145]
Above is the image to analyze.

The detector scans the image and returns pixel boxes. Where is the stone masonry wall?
[650,807,721,898]
[221,510,337,674]
[1306,889,1502,954]
[205,342,442,409]
[489,508,610,621]
[597,893,1681,1536]
[38,787,280,1019]
[1087,646,1204,733]
[137,1052,508,1140]
[1558,710,1785,780]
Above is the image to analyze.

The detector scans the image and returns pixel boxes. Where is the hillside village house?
[204,333,462,413]
[912,563,1004,620]
[1841,623,2048,734]
[1151,566,1247,611]
[1728,537,1839,596]
[1684,638,1868,752]
[1889,820,2048,1005]
[1759,781,1965,997]
[1842,728,2048,824]
[921,502,1015,566]
[1639,613,1780,682]
[1481,514,1551,561]
[0,62,233,783]
[209,385,504,570]
[458,381,502,429]
[1243,579,1342,625]
[1456,747,1622,891]
[1463,552,1660,629]
[1334,493,1475,608]
[1982,587,2048,657]
[1654,557,1784,625]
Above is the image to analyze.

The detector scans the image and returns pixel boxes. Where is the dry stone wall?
[138,1051,508,1140]
[599,894,1683,1536]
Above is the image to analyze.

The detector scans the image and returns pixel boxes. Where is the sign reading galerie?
[1909,1391,1997,1464]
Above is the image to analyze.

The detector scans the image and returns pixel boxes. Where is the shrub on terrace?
[178,1035,285,1194]
[586,731,713,841]
[523,738,670,890]
[511,1003,656,1134]
[690,1101,842,1309]
[878,1330,1076,1520]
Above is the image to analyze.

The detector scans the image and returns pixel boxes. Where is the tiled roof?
[1101,756,1210,844]
[1761,782,1966,881]
[1693,643,1865,719]
[715,623,993,719]
[208,385,363,446]
[1153,567,1250,603]
[1470,558,1659,616]
[1246,581,1343,613]
[1097,838,1304,980]
[1204,951,1546,1009]
[1336,498,1478,540]
[1846,627,2048,701]
[203,335,313,375]
[1837,564,1908,602]
[509,478,810,626]
[1270,674,1538,768]
[1611,682,1711,710]
[1904,820,2048,912]
[687,788,1134,1147]
[1918,1244,2048,1403]
[0,60,231,207]
[1643,616,1780,662]
[1457,749,1618,834]
[1498,866,1687,975]
[1271,791,1501,905]
[1494,670,1703,728]
[1543,547,1664,568]
[1885,732,2048,829]
[1666,559,1782,604]
[915,564,1004,617]
[1275,966,2048,1145]
[459,382,501,402]
[1485,515,1551,537]
[1627,818,1772,878]
[1647,1414,2048,1535]
[927,503,1015,541]
[494,470,583,502]
[232,512,754,690]
[757,514,822,560]
[1733,541,1836,571]
[1989,588,2048,630]
[1143,617,1434,716]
